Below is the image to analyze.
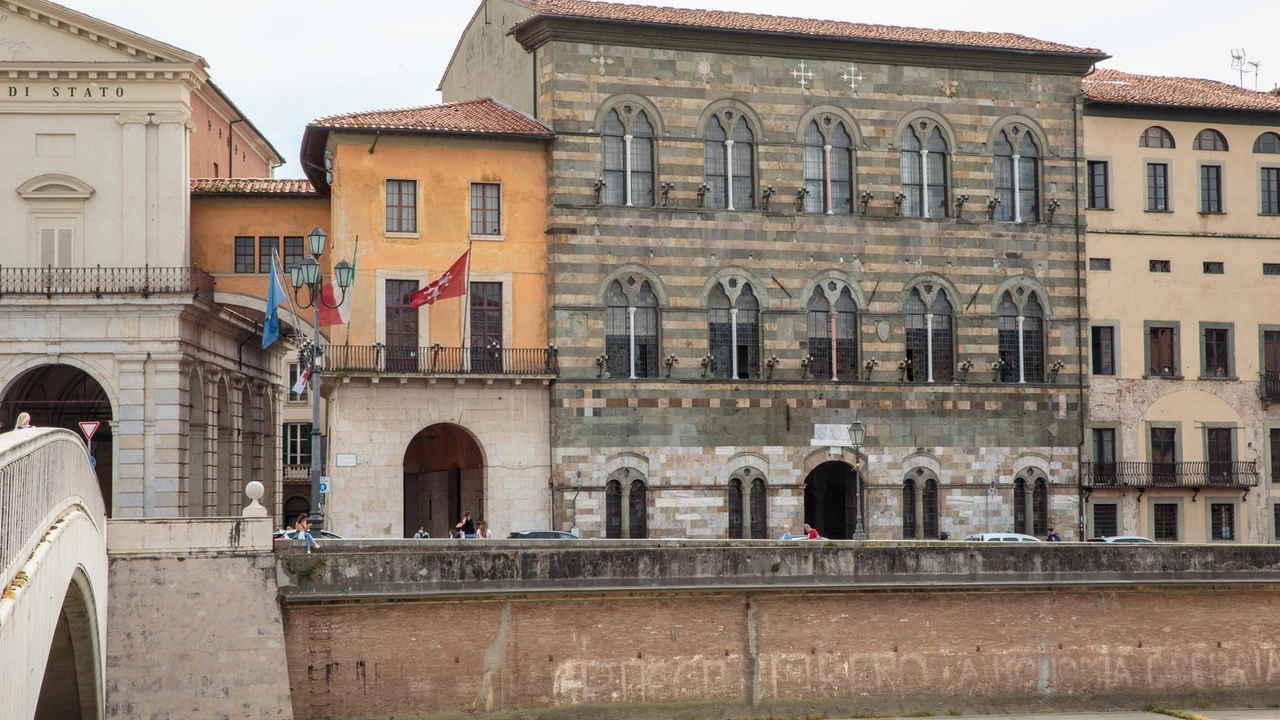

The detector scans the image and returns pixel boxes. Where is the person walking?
[455,511,477,539]
[413,526,430,539]
[292,513,318,554]
[779,525,793,540]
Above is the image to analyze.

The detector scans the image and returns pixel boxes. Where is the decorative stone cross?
[791,60,814,88]
[938,78,960,97]
[840,64,865,93]
[590,46,613,76]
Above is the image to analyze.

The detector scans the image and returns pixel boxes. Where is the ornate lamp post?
[288,226,354,530]
[848,416,867,539]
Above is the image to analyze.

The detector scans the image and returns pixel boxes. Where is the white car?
[963,532,1042,542]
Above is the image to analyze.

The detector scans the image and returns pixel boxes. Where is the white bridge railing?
[0,428,105,589]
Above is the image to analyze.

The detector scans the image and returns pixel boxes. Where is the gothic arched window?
[922,478,939,539]
[708,283,732,379]
[734,285,761,379]
[605,479,622,538]
[803,118,854,214]
[994,127,1040,222]
[807,285,859,381]
[605,277,661,379]
[628,478,648,538]
[905,289,928,383]
[703,111,755,210]
[1033,477,1048,537]
[902,477,917,539]
[707,280,761,380]
[749,477,767,539]
[728,478,744,539]
[601,106,655,206]
[996,290,1046,383]
[900,122,949,218]
[1013,477,1028,534]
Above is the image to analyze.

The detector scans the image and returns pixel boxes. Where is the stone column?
[1023,482,1035,536]
[153,355,189,517]
[116,113,149,267]
[251,380,269,521]
[203,366,223,516]
[153,113,194,266]
[114,353,149,518]
[914,482,925,540]
[230,374,247,515]
[266,385,284,525]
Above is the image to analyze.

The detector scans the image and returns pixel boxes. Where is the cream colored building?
[0,1,290,520]
[1083,69,1280,543]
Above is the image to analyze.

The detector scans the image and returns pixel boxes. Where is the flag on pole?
[409,250,469,308]
[319,237,358,327]
[291,363,312,395]
[262,257,288,349]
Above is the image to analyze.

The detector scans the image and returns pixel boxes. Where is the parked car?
[1087,535,1155,543]
[963,532,1042,542]
[273,528,343,540]
[508,530,579,539]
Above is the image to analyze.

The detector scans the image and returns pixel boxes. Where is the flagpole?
[274,248,302,342]
[461,241,473,369]
[346,236,359,347]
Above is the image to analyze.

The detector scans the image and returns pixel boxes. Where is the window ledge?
[385,231,421,239]
[1087,207,1114,212]
[1198,211,1227,216]
[469,234,504,242]
[1143,374,1185,380]
[1144,209,1174,214]
[1198,375,1238,381]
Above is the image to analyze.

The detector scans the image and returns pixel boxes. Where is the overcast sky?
[71,0,1279,178]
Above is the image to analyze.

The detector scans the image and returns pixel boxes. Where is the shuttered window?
[39,228,73,268]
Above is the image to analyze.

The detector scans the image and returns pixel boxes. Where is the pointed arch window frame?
[601,105,656,207]
[604,277,661,379]
[899,121,950,219]
[703,109,756,211]
[994,126,1041,223]
[803,118,854,215]
[996,289,1047,384]
[708,279,761,380]
[904,286,955,383]
[806,283,859,381]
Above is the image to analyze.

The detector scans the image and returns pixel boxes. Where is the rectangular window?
[283,237,304,274]
[1147,163,1169,211]
[1148,327,1176,376]
[1200,165,1223,213]
[287,362,308,403]
[1207,427,1233,481]
[1088,161,1109,209]
[1274,502,1280,541]
[470,183,501,235]
[1203,262,1224,275]
[1149,259,1171,273]
[1153,503,1179,541]
[1089,258,1111,271]
[1151,427,1177,485]
[386,179,417,233]
[1093,503,1118,538]
[1092,427,1117,486]
[284,422,311,466]
[470,282,503,373]
[1263,168,1280,215]
[1265,263,1280,276]
[1210,503,1235,541]
[234,237,255,273]
[258,237,278,274]
[1203,328,1229,377]
[1091,326,1115,375]
[1271,429,1280,485]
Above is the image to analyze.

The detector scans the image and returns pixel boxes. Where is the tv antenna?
[1231,49,1263,89]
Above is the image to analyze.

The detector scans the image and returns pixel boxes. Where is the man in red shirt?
[803,524,819,540]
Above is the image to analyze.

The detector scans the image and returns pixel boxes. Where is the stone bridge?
[0,428,108,720]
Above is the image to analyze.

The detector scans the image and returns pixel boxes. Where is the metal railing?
[1081,461,1259,489]
[322,345,559,377]
[1262,372,1280,401]
[0,265,215,300]
[1,428,105,589]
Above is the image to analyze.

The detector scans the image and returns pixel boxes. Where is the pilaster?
[116,113,149,267]
[153,112,193,266]
[114,353,148,516]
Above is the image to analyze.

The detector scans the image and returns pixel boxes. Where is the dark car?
[273,528,343,540]
[508,530,578,539]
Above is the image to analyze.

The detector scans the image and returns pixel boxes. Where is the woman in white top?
[477,520,493,539]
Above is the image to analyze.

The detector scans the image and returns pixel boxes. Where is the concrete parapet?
[107,516,272,556]
[276,539,1280,601]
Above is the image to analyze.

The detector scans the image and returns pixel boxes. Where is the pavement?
[932,711,1280,720]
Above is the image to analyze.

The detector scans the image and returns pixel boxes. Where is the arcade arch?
[402,423,484,538]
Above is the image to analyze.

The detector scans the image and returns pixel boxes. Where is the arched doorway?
[1,364,113,515]
[187,368,205,517]
[403,423,483,538]
[803,461,863,539]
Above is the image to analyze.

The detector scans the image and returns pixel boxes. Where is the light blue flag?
[262,259,288,349]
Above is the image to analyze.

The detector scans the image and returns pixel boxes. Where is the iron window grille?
[628,479,647,538]
[235,237,255,273]
[1203,262,1224,275]
[1200,165,1223,213]
[1266,264,1280,276]
[708,281,759,380]
[605,281,631,379]
[601,107,656,207]
[900,123,949,218]
[1088,161,1109,209]
[1150,259,1171,273]
[1093,503,1118,538]
[1147,164,1169,211]
[1210,503,1235,541]
[386,179,417,233]
[728,478,744,539]
[993,127,1040,222]
[1153,503,1178,541]
[802,119,854,214]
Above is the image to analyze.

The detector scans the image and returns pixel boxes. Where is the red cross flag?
[409,251,469,309]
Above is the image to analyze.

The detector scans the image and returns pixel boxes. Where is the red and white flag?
[409,251,469,308]
[291,364,312,395]
[318,282,352,327]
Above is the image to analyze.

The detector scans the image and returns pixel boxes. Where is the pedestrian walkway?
[928,710,1280,720]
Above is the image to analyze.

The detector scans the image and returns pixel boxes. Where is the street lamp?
[848,415,867,539]
[288,226,354,531]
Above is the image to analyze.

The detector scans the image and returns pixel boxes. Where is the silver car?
[963,532,1042,542]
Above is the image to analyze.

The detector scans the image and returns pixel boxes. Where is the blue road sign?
[89,456,97,469]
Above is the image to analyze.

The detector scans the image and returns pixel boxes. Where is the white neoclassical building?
[0,0,291,519]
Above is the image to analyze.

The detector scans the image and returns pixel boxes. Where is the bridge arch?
[402,423,486,538]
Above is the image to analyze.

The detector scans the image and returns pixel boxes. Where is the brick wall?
[283,587,1280,719]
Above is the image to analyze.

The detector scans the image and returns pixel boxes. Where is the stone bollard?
[242,480,268,518]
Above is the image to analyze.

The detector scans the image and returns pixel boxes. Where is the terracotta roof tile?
[1084,68,1280,112]
[511,0,1104,56]
[191,178,318,195]
[311,97,554,137]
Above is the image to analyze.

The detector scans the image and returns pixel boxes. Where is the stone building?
[0,0,288,519]
[441,0,1104,539]
[1082,70,1280,543]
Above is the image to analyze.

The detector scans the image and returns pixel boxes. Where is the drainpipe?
[1073,91,1087,541]
[229,118,244,178]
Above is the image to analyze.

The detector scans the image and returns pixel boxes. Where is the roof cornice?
[512,16,1107,76]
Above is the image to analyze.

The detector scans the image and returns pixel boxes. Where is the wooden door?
[470,282,502,373]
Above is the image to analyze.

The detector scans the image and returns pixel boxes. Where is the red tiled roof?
[510,0,1105,56]
[310,97,554,138]
[1084,68,1280,112]
[190,178,319,195]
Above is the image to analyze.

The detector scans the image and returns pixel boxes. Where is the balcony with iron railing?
[321,344,558,378]
[1261,372,1280,402]
[0,265,216,300]
[1081,461,1259,489]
